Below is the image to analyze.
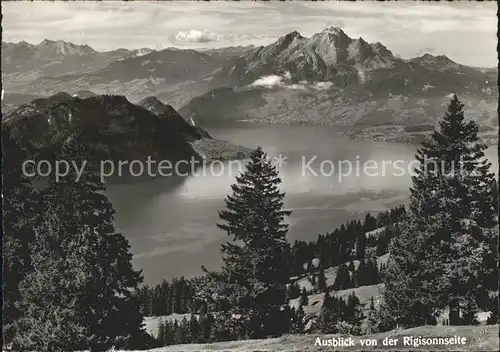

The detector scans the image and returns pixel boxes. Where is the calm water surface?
[106,124,498,285]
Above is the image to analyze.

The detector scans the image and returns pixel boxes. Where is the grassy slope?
[144,314,199,339]
[141,227,492,343]
[290,284,385,317]
[125,325,499,352]
[291,253,390,294]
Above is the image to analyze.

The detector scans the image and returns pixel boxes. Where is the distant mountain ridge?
[2,41,251,108]
[1,39,154,80]
[2,28,497,140]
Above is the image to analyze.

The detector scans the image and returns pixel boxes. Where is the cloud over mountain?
[172,30,267,46]
[250,72,292,89]
[249,72,334,91]
[174,30,224,43]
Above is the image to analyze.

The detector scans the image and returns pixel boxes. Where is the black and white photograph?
[1,1,499,351]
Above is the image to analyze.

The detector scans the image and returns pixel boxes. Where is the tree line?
[289,206,405,276]
[134,209,402,318]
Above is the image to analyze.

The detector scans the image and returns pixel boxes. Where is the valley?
[3,5,498,350]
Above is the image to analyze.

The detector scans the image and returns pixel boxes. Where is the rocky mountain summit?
[214,27,399,86]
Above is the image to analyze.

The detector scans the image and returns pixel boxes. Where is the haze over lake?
[106,124,498,285]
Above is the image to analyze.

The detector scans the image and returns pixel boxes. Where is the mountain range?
[2,27,498,144]
[2,40,153,85]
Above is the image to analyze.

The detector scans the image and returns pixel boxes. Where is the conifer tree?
[363,213,377,232]
[2,129,38,344]
[486,296,498,325]
[13,130,148,351]
[188,315,201,343]
[300,287,309,306]
[460,296,480,325]
[354,260,367,287]
[379,262,387,280]
[14,212,88,351]
[344,292,364,334]
[365,258,380,285]
[286,282,301,300]
[157,322,166,346]
[317,268,328,293]
[366,297,378,334]
[355,231,367,260]
[290,306,306,333]
[212,147,292,338]
[376,211,391,228]
[375,229,390,256]
[177,318,188,344]
[317,293,337,333]
[199,312,214,343]
[384,95,497,327]
[333,264,351,291]
[348,260,356,275]
[163,321,175,346]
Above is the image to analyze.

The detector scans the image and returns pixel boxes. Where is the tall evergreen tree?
[384,95,498,327]
[13,130,148,351]
[211,147,292,338]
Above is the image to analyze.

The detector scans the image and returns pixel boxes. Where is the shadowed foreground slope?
[123,325,498,352]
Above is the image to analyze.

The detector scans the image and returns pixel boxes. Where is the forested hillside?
[3,96,498,351]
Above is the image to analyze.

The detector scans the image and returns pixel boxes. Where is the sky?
[2,1,498,67]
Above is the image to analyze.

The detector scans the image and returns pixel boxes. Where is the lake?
[106,124,498,285]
